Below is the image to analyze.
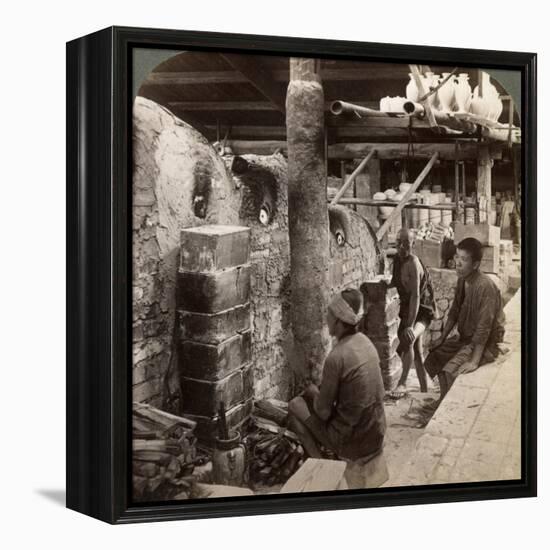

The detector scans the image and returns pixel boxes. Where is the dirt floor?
[381,371,440,485]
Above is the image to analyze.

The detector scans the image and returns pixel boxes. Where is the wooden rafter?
[167,100,379,112]
[226,140,504,160]
[219,54,286,113]
[142,67,422,86]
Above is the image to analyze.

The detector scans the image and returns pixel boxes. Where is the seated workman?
[425,237,506,398]
[390,228,437,398]
[288,289,386,461]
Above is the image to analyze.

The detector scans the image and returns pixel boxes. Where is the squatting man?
[287,237,505,459]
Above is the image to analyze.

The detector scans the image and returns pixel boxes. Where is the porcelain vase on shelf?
[406,73,420,102]
[454,73,472,113]
[470,86,491,119]
[424,72,439,109]
[437,73,456,112]
[487,94,503,122]
[470,72,502,121]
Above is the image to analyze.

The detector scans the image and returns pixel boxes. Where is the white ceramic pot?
[390,96,407,113]
[423,72,439,109]
[380,96,391,112]
[487,94,503,122]
[437,73,456,112]
[399,182,412,194]
[470,86,491,119]
[454,73,472,113]
[406,73,420,102]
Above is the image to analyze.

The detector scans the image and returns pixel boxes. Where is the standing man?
[425,237,506,398]
[390,228,437,398]
[288,289,386,461]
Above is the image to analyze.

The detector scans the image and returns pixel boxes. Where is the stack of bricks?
[176,225,253,445]
[360,278,402,390]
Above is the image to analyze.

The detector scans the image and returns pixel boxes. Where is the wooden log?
[252,417,301,443]
[253,399,288,426]
[133,402,197,431]
[133,440,181,453]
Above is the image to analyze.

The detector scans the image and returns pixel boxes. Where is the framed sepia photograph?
[66,26,536,524]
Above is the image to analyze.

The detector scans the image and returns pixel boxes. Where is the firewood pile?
[244,400,305,487]
[133,402,206,501]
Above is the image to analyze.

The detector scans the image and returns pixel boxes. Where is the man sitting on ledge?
[425,237,506,399]
[288,289,386,461]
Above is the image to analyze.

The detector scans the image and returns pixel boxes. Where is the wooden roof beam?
[226,140,504,160]
[219,54,286,113]
[143,67,438,86]
[167,100,379,111]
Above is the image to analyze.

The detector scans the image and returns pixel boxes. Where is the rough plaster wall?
[132,96,240,408]
[232,154,293,400]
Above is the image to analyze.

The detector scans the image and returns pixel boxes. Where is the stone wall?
[232,154,294,400]
[132,96,241,409]
[424,268,459,350]
[132,97,386,410]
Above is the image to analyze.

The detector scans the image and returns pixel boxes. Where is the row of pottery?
[405,71,503,122]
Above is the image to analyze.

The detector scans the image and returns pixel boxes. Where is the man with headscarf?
[288,288,386,461]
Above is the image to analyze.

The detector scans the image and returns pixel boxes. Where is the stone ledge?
[391,290,521,486]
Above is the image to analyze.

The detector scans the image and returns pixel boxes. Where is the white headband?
[328,294,363,325]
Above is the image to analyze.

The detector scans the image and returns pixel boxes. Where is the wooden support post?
[477,145,492,223]
[454,142,460,223]
[462,162,467,224]
[286,57,330,383]
[376,152,439,240]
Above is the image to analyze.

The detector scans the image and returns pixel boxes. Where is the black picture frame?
[66,26,537,524]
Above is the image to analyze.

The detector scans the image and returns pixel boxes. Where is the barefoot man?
[288,289,386,461]
[390,228,437,398]
[425,238,506,399]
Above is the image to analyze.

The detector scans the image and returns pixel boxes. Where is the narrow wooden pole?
[376,152,439,240]
[454,142,460,223]
[286,57,330,383]
[330,149,376,205]
[477,145,492,223]
[462,162,467,223]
